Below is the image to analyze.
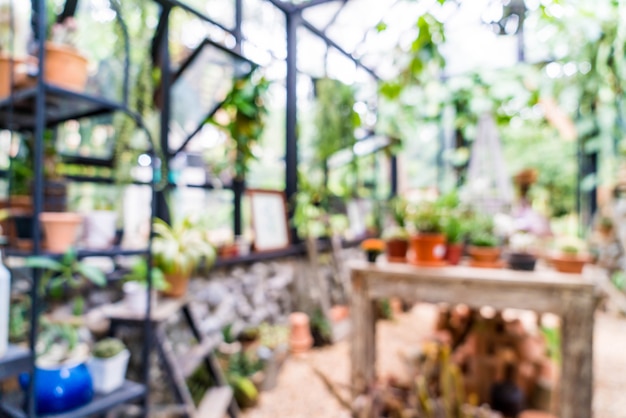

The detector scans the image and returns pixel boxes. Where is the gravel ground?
[243,304,626,418]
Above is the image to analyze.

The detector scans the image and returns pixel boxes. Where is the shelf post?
[285,9,300,243]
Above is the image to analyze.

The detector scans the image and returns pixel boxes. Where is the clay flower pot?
[550,254,589,274]
[409,233,447,266]
[468,246,503,268]
[288,312,313,354]
[445,243,464,265]
[44,42,89,92]
[40,212,83,253]
[0,55,27,98]
[385,238,409,263]
[161,268,190,298]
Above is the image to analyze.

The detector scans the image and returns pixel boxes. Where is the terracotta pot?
[44,42,88,92]
[288,312,312,354]
[40,212,82,253]
[550,254,588,274]
[161,268,190,298]
[385,238,409,262]
[468,246,501,263]
[445,243,464,265]
[519,411,557,418]
[409,233,447,266]
[0,55,26,98]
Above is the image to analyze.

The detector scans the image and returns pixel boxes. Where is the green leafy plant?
[469,232,499,248]
[26,248,106,313]
[152,216,216,277]
[36,320,87,366]
[412,202,444,234]
[122,259,168,291]
[92,338,126,359]
[466,213,497,246]
[389,196,408,228]
[442,212,464,244]
[310,308,332,347]
[560,245,579,256]
[313,77,360,188]
[208,71,270,181]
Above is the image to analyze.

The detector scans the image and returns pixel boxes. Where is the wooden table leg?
[560,294,594,418]
[351,271,376,400]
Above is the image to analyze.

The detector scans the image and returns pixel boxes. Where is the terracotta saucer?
[387,256,408,263]
[410,259,448,267]
[468,259,506,269]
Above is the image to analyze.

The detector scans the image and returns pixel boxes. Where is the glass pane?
[178,0,236,29]
[242,0,287,64]
[296,28,327,78]
[247,82,287,190]
[170,42,254,151]
[170,7,238,69]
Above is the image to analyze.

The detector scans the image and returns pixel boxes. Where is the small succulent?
[92,338,126,359]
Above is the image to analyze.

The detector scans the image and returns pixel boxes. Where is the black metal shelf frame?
[1,1,158,417]
[0,345,32,382]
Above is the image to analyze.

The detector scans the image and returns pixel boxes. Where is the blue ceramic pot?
[20,362,93,415]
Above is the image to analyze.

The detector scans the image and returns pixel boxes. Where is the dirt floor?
[242,304,626,418]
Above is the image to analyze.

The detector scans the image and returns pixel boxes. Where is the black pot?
[12,214,34,239]
[508,252,537,271]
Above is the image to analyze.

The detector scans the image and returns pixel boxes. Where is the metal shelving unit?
[0,0,156,417]
[0,345,32,382]
[0,381,146,418]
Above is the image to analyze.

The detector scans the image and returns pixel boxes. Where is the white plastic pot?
[87,349,130,394]
[123,282,156,315]
[82,211,117,249]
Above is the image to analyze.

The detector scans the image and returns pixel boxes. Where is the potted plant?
[550,239,590,274]
[82,193,118,250]
[87,338,130,394]
[507,232,538,271]
[26,248,107,315]
[361,238,385,263]
[384,197,410,262]
[409,202,447,266]
[40,211,83,254]
[121,259,167,314]
[468,231,502,268]
[152,216,216,297]
[20,321,93,415]
[45,17,89,92]
[466,216,502,268]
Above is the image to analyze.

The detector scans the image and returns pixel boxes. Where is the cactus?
[92,338,126,359]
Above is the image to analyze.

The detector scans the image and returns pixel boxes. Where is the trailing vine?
[208,71,270,181]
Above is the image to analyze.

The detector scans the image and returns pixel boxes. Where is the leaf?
[75,263,106,287]
[26,257,64,271]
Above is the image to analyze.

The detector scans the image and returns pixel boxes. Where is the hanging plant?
[209,71,270,181]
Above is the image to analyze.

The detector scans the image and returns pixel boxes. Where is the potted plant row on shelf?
[18,247,146,414]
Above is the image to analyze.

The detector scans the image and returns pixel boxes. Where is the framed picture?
[247,189,291,252]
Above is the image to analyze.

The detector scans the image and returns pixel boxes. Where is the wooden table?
[349,260,602,418]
